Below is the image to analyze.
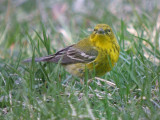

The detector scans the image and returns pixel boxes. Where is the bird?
[23,24,120,79]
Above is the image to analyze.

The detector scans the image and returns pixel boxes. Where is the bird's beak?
[97,28,105,34]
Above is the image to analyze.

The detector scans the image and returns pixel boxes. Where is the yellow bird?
[24,24,120,78]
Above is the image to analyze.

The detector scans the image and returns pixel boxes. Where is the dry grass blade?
[95,77,116,87]
[68,100,77,116]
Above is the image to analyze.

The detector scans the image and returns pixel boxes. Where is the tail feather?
[23,55,55,63]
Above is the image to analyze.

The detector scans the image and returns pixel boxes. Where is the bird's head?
[90,24,116,45]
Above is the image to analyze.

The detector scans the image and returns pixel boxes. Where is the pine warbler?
[24,24,120,78]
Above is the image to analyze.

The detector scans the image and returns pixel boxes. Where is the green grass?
[0,0,160,119]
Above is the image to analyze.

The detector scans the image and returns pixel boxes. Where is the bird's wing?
[23,45,98,64]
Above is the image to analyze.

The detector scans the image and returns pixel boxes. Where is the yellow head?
[90,24,116,46]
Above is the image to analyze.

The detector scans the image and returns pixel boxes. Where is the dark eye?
[94,29,97,31]
[105,29,111,34]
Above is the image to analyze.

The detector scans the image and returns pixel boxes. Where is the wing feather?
[23,44,98,64]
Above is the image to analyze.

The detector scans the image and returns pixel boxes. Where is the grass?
[0,0,160,119]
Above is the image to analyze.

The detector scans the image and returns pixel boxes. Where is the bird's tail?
[23,55,55,63]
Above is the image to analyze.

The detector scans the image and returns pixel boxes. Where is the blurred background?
[0,0,160,60]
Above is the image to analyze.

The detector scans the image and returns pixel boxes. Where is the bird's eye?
[105,29,111,34]
[94,29,97,31]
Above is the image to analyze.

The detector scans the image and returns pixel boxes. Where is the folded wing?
[23,45,98,65]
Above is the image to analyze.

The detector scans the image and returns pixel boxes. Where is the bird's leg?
[87,78,94,85]
[80,79,84,85]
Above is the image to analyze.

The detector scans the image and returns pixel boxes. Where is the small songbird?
[24,24,120,78]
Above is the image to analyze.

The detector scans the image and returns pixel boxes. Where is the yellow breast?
[87,43,119,77]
